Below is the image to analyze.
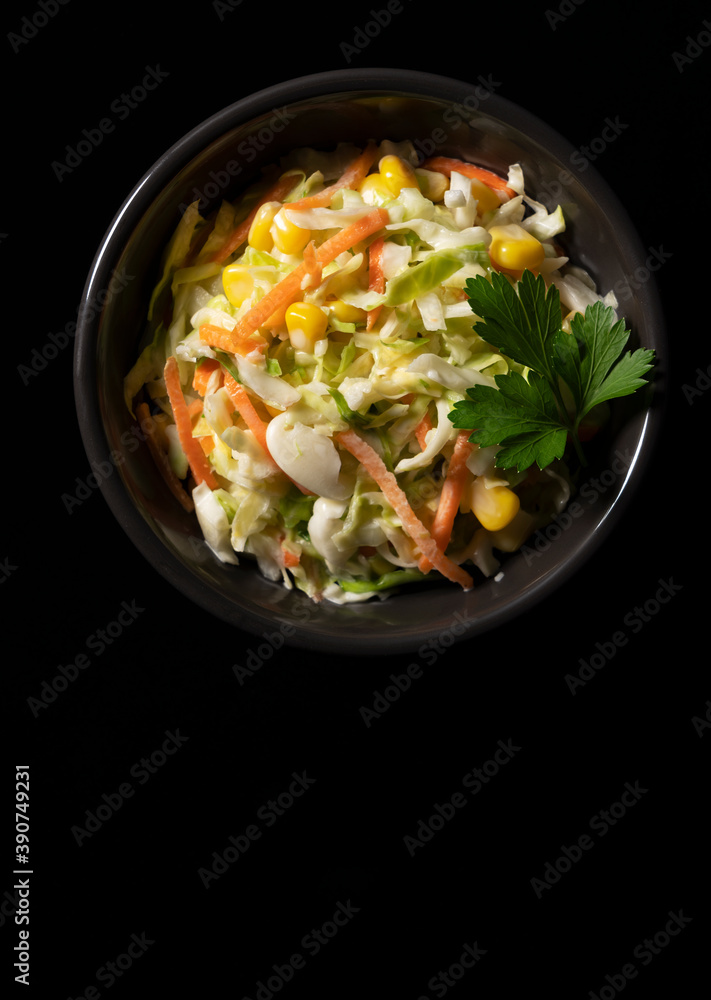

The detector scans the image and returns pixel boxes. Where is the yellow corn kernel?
[469,177,501,215]
[562,309,580,334]
[471,478,521,532]
[271,206,311,255]
[359,172,393,205]
[285,301,328,351]
[329,298,367,324]
[379,154,418,196]
[488,224,545,273]
[247,201,280,252]
[414,167,449,203]
[222,264,254,307]
[490,508,537,552]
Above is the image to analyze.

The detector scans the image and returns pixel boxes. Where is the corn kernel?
[469,177,501,215]
[414,167,449,202]
[379,154,418,196]
[562,309,579,334]
[471,478,521,532]
[271,207,311,255]
[285,301,328,351]
[329,298,367,324]
[488,224,545,273]
[359,172,393,205]
[247,201,280,252]
[490,508,537,551]
[222,264,254,307]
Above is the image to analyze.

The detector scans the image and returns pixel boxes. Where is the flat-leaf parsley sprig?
[449,270,656,472]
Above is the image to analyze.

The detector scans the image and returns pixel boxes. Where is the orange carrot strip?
[368,235,385,291]
[223,372,273,457]
[366,234,385,331]
[415,410,433,451]
[264,240,323,331]
[163,356,218,490]
[258,241,320,331]
[187,398,204,420]
[226,207,389,349]
[229,267,307,343]
[199,322,266,357]
[135,402,195,512]
[421,156,517,199]
[192,357,222,396]
[208,172,301,264]
[223,372,313,495]
[281,545,300,568]
[303,239,321,279]
[287,142,378,210]
[419,430,473,573]
[336,428,474,590]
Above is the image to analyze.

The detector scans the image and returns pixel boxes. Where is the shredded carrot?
[281,545,300,568]
[258,238,324,334]
[286,142,378,210]
[187,398,204,420]
[163,356,218,490]
[199,436,215,456]
[223,372,273,458]
[366,234,385,331]
[224,207,389,350]
[199,322,266,357]
[421,156,517,199]
[263,240,324,331]
[336,428,474,590]
[223,372,313,495]
[136,402,195,512]
[192,357,222,396]
[302,239,322,286]
[208,172,301,264]
[366,307,382,332]
[419,430,473,573]
[229,267,307,343]
[415,410,433,451]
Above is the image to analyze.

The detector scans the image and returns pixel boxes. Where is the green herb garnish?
[213,349,242,384]
[449,270,656,472]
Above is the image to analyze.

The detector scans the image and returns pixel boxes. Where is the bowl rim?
[74,68,666,654]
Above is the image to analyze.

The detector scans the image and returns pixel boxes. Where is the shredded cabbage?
[126,141,610,603]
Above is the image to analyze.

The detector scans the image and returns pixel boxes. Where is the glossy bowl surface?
[74,68,665,654]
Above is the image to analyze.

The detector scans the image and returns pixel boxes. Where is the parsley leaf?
[552,301,656,425]
[450,270,656,472]
[466,269,562,383]
[451,370,568,471]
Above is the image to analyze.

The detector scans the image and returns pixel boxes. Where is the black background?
[4,1,708,996]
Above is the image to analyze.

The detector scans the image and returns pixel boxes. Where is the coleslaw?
[124,140,619,603]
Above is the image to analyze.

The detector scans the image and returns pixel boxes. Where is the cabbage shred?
[125,140,617,604]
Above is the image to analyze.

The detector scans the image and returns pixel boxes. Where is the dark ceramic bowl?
[74,68,665,654]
